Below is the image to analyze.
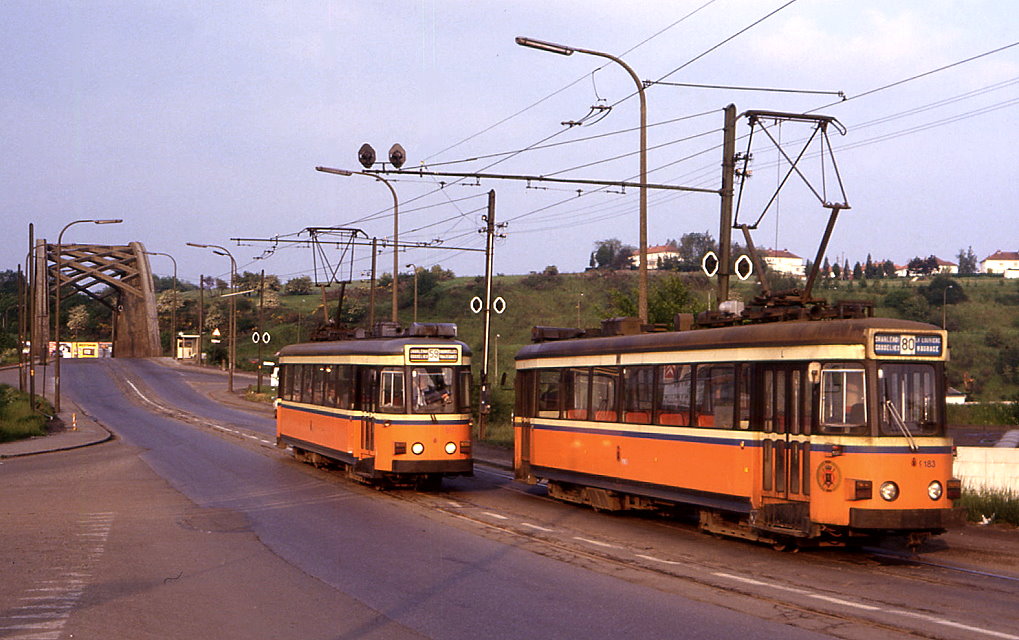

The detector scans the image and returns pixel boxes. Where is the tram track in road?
[100,360,1019,639]
[392,481,1019,640]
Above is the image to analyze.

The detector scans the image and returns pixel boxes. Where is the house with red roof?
[760,248,805,277]
[982,250,1019,278]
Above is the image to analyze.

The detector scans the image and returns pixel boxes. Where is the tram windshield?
[411,366,458,414]
[819,364,867,435]
[878,364,942,436]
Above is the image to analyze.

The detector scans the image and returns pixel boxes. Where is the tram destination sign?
[873,333,943,357]
[407,346,461,364]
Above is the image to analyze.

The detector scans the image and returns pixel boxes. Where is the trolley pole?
[478,190,497,439]
[717,104,737,305]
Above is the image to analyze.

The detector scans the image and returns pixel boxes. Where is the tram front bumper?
[849,506,966,530]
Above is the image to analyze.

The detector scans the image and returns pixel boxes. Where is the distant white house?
[982,250,1019,278]
[629,244,679,270]
[934,257,958,274]
[760,248,805,277]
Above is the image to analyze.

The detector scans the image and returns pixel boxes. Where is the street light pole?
[516,36,649,323]
[406,263,419,323]
[316,166,400,325]
[54,218,122,412]
[145,251,177,358]
[942,284,955,329]
[187,242,237,392]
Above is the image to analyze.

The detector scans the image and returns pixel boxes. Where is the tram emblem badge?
[817,460,841,492]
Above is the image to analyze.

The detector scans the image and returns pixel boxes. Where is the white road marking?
[521,522,554,532]
[636,554,685,566]
[481,511,509,520]
[711,571,1019,639]
[573,536,621,549]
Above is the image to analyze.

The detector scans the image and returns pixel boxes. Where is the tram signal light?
[389,144,406,169]
[358,143,376,169]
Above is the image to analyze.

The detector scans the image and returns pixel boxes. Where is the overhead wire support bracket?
[364,168,720,196]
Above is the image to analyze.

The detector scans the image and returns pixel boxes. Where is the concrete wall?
[955,447,1019,493]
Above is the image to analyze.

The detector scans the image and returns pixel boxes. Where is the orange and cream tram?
[514,317,963,547]
[276,323,473,487]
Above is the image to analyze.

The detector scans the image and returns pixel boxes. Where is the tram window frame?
[878,363,943,436]
[695,364,737,429]
[590,366,619,422]
[301,364,316,404]
[459,368,473,412]
[622,366,655,424]
[536,369,561,418]
[819,364,868,435]
[564,367,592,421]
[656,363,693,426]
[336,364,354,410]
[516,370,535,417]
[737,364,751,430]
[378,367,406,413]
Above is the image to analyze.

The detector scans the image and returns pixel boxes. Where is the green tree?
[590,239,635,271]
[66,306,89,339]
[284,276,313,295]
[957,246,979,275]
[608,275,698,326]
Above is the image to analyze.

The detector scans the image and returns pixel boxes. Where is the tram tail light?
[846,479,872,501]
[394,442,407,455]
[460,440,472,456]
[946,478,962,500]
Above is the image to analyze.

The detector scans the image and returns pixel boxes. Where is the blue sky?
[3,1,1017,285]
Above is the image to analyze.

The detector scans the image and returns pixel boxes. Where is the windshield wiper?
[884,399,918,452]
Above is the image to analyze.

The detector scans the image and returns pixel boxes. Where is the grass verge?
[0,384,52,443]
[958,488,1019,527]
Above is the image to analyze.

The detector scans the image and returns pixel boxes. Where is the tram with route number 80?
[513,315,964,548]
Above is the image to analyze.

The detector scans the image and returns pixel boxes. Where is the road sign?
[735,254,754,280]
[470,296,483,314]
[493,296,506,314]
[251,331,271,344]
[701,251,719,277]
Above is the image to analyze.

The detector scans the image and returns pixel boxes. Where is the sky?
[3,1,1018,287]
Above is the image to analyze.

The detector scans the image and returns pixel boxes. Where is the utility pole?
[257,269,265,392]
[27,224,36,410]
[478,190,504,439]
[368,238,378,331]
[717,104,737,305]
[197,275,205,366]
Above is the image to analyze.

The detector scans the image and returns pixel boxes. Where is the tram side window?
[564,368,591,420]
[336,365,354,410]
[623,366,654,424]
[657,364,692,426]
[878,364,942,436]
[316,365,335,407]
[379,367,406,413]
[591,367,619,422]
[411,367,456,414]
[516,370,534,417]
[459,368,473,413]
[695,364,735,428]
[301,364,316,404]
[820,364,867,435]
[536,370,561,418]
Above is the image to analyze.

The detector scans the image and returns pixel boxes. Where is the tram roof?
[515,317,942,361]
[278,336,472,358]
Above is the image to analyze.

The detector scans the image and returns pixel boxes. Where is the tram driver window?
[820,365,867,434]
[411,367,456,414]
[536,370,561,418]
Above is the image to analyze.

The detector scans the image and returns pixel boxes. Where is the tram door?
[357,368,377,457]
[760,365,811,502]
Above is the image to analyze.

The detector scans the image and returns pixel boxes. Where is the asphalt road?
[1,358,833,640]
[4,358,1018,640]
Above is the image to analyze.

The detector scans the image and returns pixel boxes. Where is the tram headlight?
[928,481,944,501]
[411,442,425,455]
[879,481,899,502]
[444,441,457,455]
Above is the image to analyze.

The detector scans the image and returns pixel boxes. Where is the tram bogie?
[514,317,965,547]
[276,322,474,488]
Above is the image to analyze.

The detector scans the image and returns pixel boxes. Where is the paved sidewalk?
[0,391,112,459]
